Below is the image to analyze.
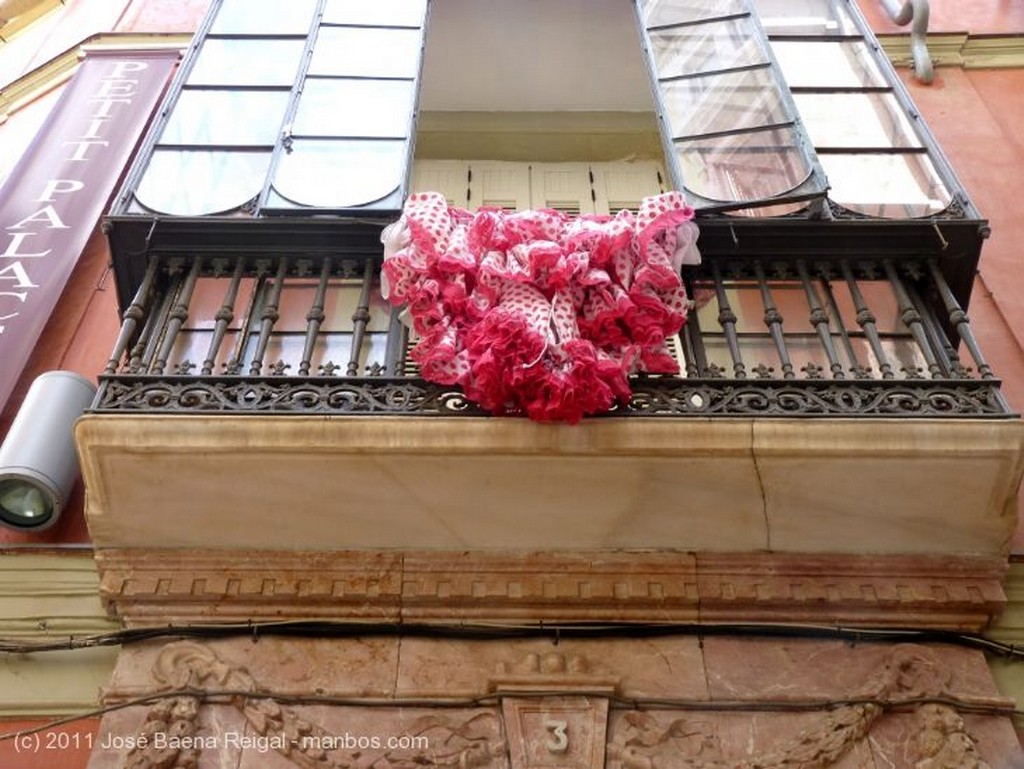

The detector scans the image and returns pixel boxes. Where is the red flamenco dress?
[381,191,699,423]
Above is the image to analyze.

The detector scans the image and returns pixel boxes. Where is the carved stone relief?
[89,640,1013,769]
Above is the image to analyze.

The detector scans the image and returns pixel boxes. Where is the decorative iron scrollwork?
[92,376,1010,418]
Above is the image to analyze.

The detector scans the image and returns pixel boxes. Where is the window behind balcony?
[99,0,996,411]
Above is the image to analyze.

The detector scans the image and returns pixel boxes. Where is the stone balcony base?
[76,416,1024,556]
[95,549,1007,631]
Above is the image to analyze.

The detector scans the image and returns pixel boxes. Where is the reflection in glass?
[772,41,885,88]
[649,17,766,78]
[640,0,747,27]
[821,153,951,217]
[322,0,427,28]
[293,79,415,138]
[794,93,922,149]
[135,150,271,215]
[309,27,422,78]
[210,0,317,35]
[676,126,810,201]
[187,39,306,87]
[753,0,859,35]
[160,90,290,146]
[662,68,788,138]
[272,139,406,208]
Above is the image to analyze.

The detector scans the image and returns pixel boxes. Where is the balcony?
[93,210,1012,417]
[75,216,1024,577]
[70,0,1024,630]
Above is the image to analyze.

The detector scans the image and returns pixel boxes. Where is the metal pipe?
[879,0,933,84]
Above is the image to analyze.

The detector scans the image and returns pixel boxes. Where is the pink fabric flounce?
[382,191,698,422]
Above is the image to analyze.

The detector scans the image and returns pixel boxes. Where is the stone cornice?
[0,31,187,122]
[95,549,1007,631]
[878,32,1024,70]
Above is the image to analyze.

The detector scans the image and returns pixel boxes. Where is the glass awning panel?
[120,0,428,218]
[754,0,961,219]
[635,0,827,213]
[262,0,428,213]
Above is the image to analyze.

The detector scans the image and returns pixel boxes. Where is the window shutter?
[529,162,596,216]
[591,160,666,215]
[467,161,531,212]
[411,160,471,207]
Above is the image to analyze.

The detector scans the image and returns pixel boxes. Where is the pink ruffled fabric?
[382,192,697,423]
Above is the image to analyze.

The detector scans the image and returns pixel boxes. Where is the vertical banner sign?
[0,49,178,412]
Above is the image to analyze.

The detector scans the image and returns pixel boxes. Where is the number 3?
[544,719,569,753]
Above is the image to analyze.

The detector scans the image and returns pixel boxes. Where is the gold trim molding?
[0,553,119,716]
[878,32,1024,70]
[0,31,187,122]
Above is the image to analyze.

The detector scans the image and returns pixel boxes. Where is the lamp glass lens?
[0,479,54,528]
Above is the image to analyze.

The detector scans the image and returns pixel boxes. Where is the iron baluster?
[140,260,183,374]
[841,260,894,380]
[347,258,375,377]
[249,258,289,376]
[680,317,701,378]
[754,262,795,380]
[797,260,844,379]
[904,275,955,377]
[299,257,333,377]
[384,306,408,378]
[153,257,202,375]
[711,261,746,379]
[818,263,866,378]
[105,256,160,375]
[227,261,268,375]
[883,259,942,378]
[680,277,706,377]
[926,260,993,379]
[202,258,245,376]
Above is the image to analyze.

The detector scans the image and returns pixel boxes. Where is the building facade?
[1,1,1024,767]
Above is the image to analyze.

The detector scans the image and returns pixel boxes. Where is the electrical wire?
[2,619,1024,658]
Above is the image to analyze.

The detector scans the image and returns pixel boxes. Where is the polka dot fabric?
[382,191,698,423]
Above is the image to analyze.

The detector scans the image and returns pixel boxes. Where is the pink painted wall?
[0,0,209,546]
[864,0,1024,549]
[860,0,1024,34]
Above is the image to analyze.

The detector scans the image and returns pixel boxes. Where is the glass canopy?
[635,0,828,213]
[114,0,973,223]
[124,0,428,217]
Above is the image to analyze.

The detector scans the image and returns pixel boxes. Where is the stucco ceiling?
[419,0,655,112]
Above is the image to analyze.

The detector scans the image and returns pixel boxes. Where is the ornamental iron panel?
[91,251,1014,419]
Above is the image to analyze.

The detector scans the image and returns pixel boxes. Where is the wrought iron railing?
[91,251,1012,418]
